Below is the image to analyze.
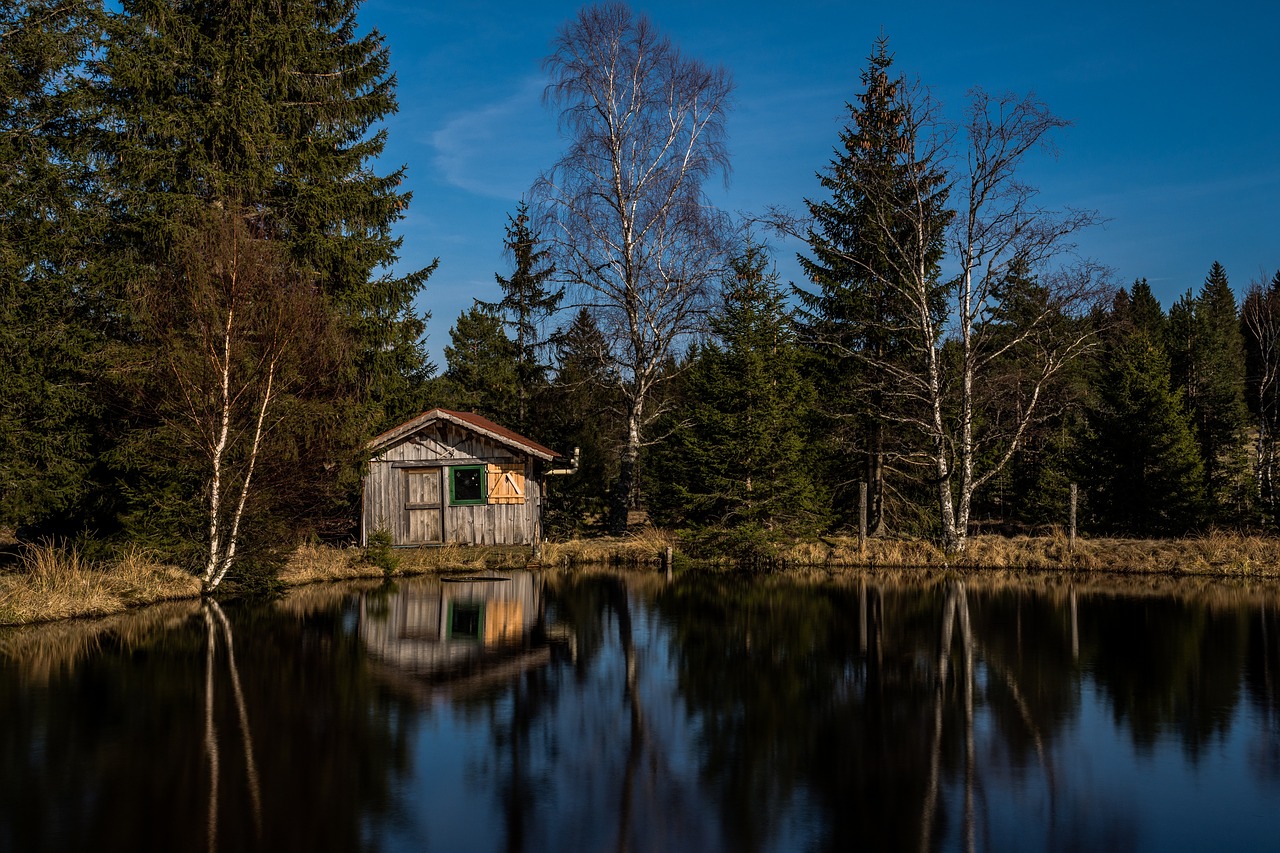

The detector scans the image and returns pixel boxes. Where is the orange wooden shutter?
[486,463,526,504]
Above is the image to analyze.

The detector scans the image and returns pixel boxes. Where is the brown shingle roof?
[367,408,559,460]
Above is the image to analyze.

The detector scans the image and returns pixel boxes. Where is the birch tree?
[906,90,1108,550]
[534,2,733,533]
[1243,271,1280,525]
[783,64,1109,552]
[148,213,336,592]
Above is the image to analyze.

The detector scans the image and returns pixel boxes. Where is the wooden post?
[1069,483,1078,551]
[663,545,673,579]
[858,481,868,553]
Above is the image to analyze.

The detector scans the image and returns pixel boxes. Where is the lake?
[2,569,1278,852]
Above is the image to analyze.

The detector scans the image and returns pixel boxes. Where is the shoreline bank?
[4,531,1280,627]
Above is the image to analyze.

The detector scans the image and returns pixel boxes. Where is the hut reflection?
[357,572,568,701]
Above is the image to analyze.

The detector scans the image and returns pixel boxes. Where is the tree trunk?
[610,397,644,535]
[867,420,886,536]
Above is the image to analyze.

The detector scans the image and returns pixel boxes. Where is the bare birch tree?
[534,2,733,533]
[1243,272,1280,524]
[149,212,335,592]
[779,78,1109,552]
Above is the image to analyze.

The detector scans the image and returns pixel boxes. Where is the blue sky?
[362,0,1280,366]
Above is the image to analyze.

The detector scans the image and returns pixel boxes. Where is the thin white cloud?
[429,76,558,200]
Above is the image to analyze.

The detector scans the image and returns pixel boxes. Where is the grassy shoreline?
[4,530,1280,627]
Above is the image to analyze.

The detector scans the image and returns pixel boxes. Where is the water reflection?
[1,571,1278,852]
[358,573,559,700]
[202,599,262,852]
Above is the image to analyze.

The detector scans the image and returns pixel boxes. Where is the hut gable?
[368,408,556,461]
[362,409,559,548]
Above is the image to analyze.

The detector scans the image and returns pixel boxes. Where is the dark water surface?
[2,569,1279,852]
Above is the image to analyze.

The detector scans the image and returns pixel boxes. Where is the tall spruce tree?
[650,245,825,533]
[478,200,561,432]
[440,307,519,425]
[96,0,435,420]
[542,308,619,535]
[1129,278,1167,341]
[1086,315,1205,536]
[798,36,948,535]
[1168,263,1249,521]
[0,0,105,530]
[79,0,434,554]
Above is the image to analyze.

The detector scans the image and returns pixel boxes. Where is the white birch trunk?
[208,359,276,591]
[203,305,236,587]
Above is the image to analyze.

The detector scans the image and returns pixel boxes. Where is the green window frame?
[449,465,487,505]
[449,601,484,640]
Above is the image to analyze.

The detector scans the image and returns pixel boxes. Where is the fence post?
[858,481,868,554]
[1069,483,1078,551]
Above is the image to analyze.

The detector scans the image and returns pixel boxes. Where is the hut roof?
[367,408,559,461]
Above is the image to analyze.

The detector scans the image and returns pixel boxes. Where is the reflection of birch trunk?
[208,600,263,836]
[611,579,645,853]
[203,606,220,853]
[920,582,958,853]
[958,585,975,853]
[202,601,264,851]
[920,582,978,853]
[994,662,1057,808]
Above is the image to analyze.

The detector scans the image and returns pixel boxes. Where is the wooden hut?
[362,408,559,547]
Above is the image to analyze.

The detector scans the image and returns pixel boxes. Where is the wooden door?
[403,468,443,544]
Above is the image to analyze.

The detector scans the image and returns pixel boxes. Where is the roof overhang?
[367,408,559,461]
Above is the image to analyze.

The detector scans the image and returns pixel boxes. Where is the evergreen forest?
[5,1,1279,583]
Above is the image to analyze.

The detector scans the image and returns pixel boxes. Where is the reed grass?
[0,543,201,626]
[541,529,675,568]
[782,530,1280,577]
[4,526,1277,628]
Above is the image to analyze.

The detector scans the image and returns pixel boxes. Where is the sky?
[359,0,1280,367]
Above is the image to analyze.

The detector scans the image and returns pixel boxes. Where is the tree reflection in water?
[2,571,1279,852]
[202,599,262,852]
[0,584,418,852]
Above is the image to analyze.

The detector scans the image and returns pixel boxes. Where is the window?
[449,465,486,505]
[486,463,527,504]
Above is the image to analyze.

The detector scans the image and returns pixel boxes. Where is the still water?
[2,569,1278,852]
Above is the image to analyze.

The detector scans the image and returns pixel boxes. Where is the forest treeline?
[4,1,1278,583]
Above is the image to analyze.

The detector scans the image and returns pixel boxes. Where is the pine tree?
[798,36,948,535]
[650,245,825,533]
[1129,278,1167,341]
[0,0,104,530]
[96,0,435,421]
[1168,263,1249,521]
[541,308,619,536]
[478,200,561,432]
[70,0,437,551]
[440,307,519,425]
[1086,329,1205,535]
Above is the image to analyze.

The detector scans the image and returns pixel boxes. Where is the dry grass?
[0,543,201,627]
[276,531,678,589]
[775,530,1280,577]
[279,529,1280,585]
[278,542,374,584]
[278,541,548,587]
[541,529,676,568]
[6,527,1277,628]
